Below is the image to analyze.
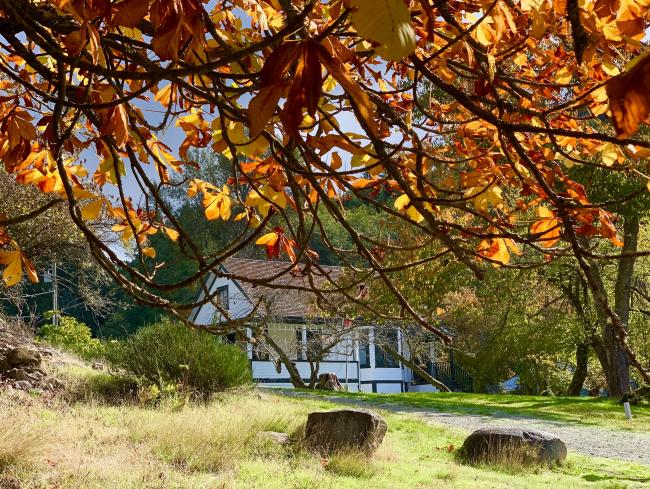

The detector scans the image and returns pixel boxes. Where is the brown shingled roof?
[223,258,344,319]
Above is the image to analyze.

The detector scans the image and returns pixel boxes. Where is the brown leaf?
[248,82,286,139]
[260,43,301,88]
[248,83,285,139]
[606,53,650,138]
[113,0,150,28]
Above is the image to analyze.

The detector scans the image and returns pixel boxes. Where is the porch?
[251,359,360,390]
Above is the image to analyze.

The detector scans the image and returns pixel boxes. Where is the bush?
[105,319,252,396]
[39,314,105,360]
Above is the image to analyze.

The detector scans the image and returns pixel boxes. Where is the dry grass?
[127,395,305,472]
[2,363,650,488]
[0,418,48,471]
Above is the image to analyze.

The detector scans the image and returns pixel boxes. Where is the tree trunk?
[381,344,451,392]
[567,342,589,396]
[604,215,639,396]
[263,332,306,388]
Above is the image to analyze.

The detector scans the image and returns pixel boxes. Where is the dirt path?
[280,391,650,466]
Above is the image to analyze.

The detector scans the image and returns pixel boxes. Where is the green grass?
[291,390,650,431]
[2,363,650,488]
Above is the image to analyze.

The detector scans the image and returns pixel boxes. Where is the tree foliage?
[1,0,650,384]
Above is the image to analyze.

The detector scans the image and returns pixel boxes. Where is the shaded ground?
[280,390,650,466]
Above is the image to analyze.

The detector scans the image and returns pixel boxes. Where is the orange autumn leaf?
[531,207,562,248]
[255,227,297,261]
[606,52,650,138]
[113,0,150,28]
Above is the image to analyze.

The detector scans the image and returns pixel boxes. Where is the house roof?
[223,258,344,319]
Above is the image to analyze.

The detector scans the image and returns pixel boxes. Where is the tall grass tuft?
[128,394,304,472]
[323,451,377,478]
[0,418,47,471]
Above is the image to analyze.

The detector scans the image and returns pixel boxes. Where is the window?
[375,328,399,368]
[359,330,370,368]
[216,285,229,310]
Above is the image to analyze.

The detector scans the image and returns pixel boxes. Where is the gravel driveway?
[281,391,650,466]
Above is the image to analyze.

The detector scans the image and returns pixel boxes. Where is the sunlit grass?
[296,390,650,431]
[1,364,650,488]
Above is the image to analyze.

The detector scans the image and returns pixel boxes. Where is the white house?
[190,258,468,393]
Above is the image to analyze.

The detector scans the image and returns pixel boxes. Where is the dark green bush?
[105,319,252,396]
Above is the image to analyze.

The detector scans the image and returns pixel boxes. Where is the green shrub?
[105,319,252,396]
[39,314,105,360]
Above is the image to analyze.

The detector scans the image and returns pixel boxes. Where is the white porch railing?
[251,360,359,384]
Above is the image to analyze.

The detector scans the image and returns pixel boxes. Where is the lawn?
[0,366,649,488]
[292,390,650,431]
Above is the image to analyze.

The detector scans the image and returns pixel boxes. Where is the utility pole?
[52,261,59,327]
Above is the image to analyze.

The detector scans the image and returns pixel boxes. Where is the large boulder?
[461,427,567,465]
[304,409,387,454]
[5,347,41,368]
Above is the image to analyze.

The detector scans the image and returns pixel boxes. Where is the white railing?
[252,360,359,383]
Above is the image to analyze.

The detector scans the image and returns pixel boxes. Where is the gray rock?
[6,368,37,382]
[12,380,32,390]
[461,427,567,465]
[259,431,290,445]
[305,409,387,454]
[5,347,40,368]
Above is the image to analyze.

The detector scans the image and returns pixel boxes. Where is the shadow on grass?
[582,473,650,484]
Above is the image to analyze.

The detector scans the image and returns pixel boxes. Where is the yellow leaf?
[600,143,619,166]
[81,199,104,221]
[0,251,23,286]
[394,193,410,211]
[349,0,416,61]
[555,66,573,84]
[602,62,620,76]
[256,232,279,246]
[141,247,156,258]
[164,227,180,241]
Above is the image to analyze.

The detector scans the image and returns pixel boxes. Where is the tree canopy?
[0,0,650,371]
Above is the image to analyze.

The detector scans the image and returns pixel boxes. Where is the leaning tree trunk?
[567,342,589,396]
[381,344,451,392]
[263,332,306,388]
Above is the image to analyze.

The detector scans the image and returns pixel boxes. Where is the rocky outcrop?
[461,427,567,465]
[304,409,387,454]
[0,331,61,393]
